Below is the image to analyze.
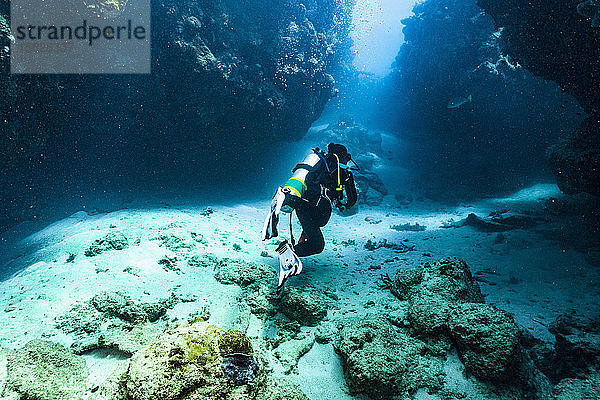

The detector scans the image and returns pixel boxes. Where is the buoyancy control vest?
[283,148,357,208]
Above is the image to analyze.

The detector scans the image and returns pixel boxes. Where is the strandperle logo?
[10,0,151,74]
[13,19,147,46]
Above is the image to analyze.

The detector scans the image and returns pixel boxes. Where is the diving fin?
[262,187,286,241]
[276,240,302,294]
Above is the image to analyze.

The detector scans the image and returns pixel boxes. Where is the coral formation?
[221,354,260,386]
[158,255,180,272]
[548,313,600,379]
[214,258,275,287]
[552,374,600,399]
[89,320,307,400]
[124,321,230,400]
[84,231,129,257]
[390,223,426,232]
[213,257,276,316]
[370,258,552,396]
[391,258,483,305]
[5,340,88,400]
[154,232,198,254]
[364,239,415,253]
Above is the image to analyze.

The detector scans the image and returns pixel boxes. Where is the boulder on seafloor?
[279,287,327,326]
[334,316,444,399]
[547,312,600,380]
[6,340,88,400]
[95,320,308,400]
[314,320,337,344]
[125,321,251,400]
[391,258,484,336]
[84,231,129,257]
[448,302,521,383]
[153,232,199,255]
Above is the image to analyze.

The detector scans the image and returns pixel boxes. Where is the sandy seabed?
[0,183,598,399]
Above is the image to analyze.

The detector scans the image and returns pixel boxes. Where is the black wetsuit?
[287,152,357,257]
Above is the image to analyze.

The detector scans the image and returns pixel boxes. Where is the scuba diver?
[262,143,359,293]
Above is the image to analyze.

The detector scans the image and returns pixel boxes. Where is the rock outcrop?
[376,258,551,397]
[477,0,600,196]
[334,316,444,399]
[279,287,327,326]
[56,291,180,355]
[85,231,130,257]
[546,313,600,380]
[213,257,276,316]
[552,374,600,400]
[448,303,521,382]
[392,258,484,336]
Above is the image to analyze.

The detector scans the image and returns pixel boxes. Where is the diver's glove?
[276,240,302,294]
[262,187,287,241]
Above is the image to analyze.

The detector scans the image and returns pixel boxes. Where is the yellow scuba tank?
[283,152,321,198]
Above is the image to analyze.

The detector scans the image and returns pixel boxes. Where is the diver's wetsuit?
[286,151,357,257]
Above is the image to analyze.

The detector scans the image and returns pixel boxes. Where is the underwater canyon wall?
[385,0,583,200]
[477,0,600,197]
[0,0,354,230]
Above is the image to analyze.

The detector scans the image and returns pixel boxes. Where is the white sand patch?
[295,343,353,400]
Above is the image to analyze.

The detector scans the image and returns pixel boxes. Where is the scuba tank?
[282,151,322,199]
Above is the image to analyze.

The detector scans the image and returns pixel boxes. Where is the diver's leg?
[294,200,326,257]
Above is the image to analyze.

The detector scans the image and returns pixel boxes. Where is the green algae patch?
[218,330,254,355]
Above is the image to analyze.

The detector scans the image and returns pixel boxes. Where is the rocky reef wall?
[476,0,600,197]
[0,0,354,230]
[384,0,583,200]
